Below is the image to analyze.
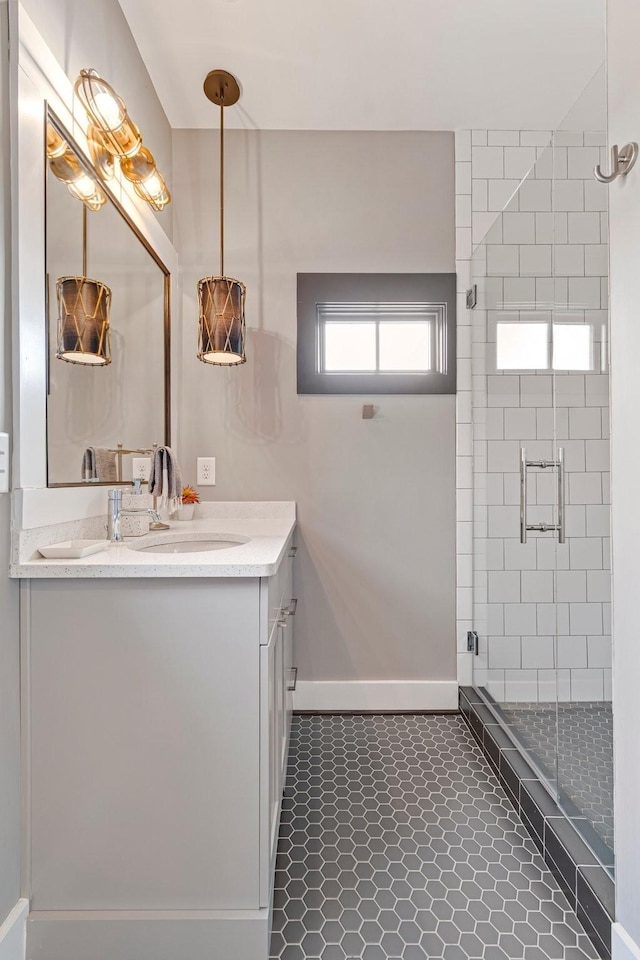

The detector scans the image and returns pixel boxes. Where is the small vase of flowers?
[174,485,200,521]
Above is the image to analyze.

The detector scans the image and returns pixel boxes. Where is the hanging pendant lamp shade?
[197,276,246,364]
[197,70,246,366]
[56,206,112,365]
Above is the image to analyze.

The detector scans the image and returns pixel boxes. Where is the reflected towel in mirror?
[82,446,118,482]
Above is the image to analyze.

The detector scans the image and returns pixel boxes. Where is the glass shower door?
[552,71,614,870]
[471,65,614,873]
[470,146,561,800]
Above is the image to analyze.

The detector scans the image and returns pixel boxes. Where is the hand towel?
[148,446,183,514]
[81,447,118,482]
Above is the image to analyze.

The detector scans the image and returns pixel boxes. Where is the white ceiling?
[118,0,605,132]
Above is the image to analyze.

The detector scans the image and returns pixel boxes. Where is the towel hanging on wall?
[148,446,183,514]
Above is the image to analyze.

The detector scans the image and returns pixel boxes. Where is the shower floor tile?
[270,714,598,960]
[500,702,613,856]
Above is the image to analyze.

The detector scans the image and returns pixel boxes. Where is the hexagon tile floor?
[270,714,599,960]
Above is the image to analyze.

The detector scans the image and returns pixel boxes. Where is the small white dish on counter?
[38,540,109,560]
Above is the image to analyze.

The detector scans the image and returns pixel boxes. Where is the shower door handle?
[520,447,528,544]
[519,447,565,544]
[557,447,566,545]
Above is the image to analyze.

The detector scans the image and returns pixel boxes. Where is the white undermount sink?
[128,532,250,555]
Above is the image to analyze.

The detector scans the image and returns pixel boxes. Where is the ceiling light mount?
[203,69,241,107]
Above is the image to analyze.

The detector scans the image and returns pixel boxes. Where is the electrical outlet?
[132,457,151,481]
[197,457,216,485]
[0,433,8,494]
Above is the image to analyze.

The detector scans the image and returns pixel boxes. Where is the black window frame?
[297,273,456,395]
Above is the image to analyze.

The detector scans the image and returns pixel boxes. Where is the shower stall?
[469,68,614,875]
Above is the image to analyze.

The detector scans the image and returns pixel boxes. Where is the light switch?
[0,433,8,493]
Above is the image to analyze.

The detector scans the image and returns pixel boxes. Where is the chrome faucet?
[107,484,165,542]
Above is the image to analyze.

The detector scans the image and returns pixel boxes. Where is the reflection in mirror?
[45,111,170,486]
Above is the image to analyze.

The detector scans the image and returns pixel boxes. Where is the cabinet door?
[259,622,285,908]
[281,552,296,736]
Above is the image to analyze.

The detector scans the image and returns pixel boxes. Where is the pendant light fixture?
[197,69,246,366]
[56,204,112,366]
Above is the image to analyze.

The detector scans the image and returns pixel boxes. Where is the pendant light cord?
[82,203,87,277]
[219,93,224,277]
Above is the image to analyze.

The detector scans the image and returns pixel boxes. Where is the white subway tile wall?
[455,129,612,701]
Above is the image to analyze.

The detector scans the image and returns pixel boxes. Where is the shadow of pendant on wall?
[223,327,306,445]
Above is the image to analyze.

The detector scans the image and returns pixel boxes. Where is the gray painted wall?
[20,0,173,238]
[0,0,22,927]
[173,130,456,682]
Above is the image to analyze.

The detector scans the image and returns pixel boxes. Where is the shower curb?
[460,686,614,960]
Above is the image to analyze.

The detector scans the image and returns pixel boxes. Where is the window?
[496,322,549,371]
[318,303,440,374]
[297,274,456,394]
[553,323,593,371]
[496,321,594,372]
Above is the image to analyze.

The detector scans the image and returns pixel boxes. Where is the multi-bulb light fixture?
[74,68,171,211]
[46,68,171,214]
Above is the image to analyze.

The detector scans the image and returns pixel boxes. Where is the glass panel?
[553,64,614,872]
[323,322,376,371]
[470,155,560,794]
[471,62,613,877]
[378,321,431,371]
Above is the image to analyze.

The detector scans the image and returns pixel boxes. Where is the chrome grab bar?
[557,446,565,545]
[519,447,565,544]
[520,447,527,544]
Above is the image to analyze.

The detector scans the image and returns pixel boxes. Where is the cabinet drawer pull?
[288,546,297,558]
[277,609,288,627]
[287,667,298,692]
[287,598,298,617]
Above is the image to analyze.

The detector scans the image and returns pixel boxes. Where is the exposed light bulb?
[72,174,98,199]
[143,173,163,198]
[92,90,124,129]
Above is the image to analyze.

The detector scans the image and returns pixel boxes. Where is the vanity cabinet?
[24,539,296,960]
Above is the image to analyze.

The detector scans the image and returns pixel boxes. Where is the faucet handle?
[108,488,123,502]
[132,477,142,494]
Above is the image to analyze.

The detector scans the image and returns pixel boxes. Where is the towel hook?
[594,142,638,183]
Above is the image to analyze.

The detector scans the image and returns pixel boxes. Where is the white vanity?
[13,502,297,960]
[8,12,299,958]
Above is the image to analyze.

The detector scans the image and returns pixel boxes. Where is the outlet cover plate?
[0,433,8,493]
[132,457,151,481]
[197,457,216,485]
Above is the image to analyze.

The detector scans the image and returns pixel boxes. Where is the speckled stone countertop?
[11,502,296,579]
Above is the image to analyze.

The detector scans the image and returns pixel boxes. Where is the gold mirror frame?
[45,108,172,487]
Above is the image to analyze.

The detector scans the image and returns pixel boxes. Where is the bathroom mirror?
[45,109,170,486]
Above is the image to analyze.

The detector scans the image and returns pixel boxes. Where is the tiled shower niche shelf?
[460,687,614,960]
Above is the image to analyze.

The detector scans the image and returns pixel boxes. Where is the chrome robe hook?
[594,142,638,183]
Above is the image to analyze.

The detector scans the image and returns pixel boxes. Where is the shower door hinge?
[467,630,479,655]
[466,285,477,309]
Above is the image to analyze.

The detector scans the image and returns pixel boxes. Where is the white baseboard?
[613,924,640,960]
[0,900,28,960]
[292,680,458,712]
